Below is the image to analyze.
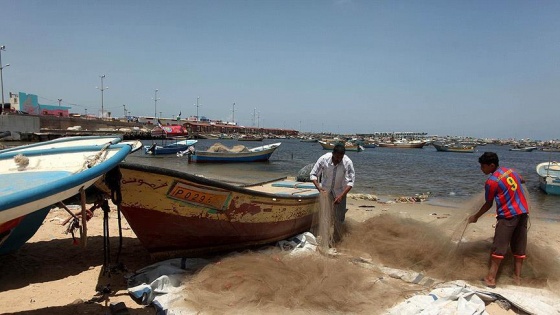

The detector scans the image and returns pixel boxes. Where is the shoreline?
[0,196,559,314]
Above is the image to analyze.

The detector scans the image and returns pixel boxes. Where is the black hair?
[478,152,499,166]
[333,143,346,154]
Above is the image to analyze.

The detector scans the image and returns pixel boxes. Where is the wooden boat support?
[95,163,320,259]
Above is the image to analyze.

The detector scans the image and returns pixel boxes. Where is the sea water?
[129,138,559,218]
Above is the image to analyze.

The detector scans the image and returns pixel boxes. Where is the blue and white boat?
[0,138,138,254]
[536,161,560,196]
[144,139,198,155]
[188,142,281,163]
[0,135,123,154]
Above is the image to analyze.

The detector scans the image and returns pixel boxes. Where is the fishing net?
[296,163,314,182]
[310,191,335,251]
[207,143,249,153]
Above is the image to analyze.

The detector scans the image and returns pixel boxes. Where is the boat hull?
[0,207,50,255]
[318,141,363,152]
[0,140,135,254]
[144,140,198,155]
[510,147,537,152]
[539,176,560,195]
[377,142,426,148]
[433,142,476,153]
[536,161,560,196]
[190,143,280,163]
[191,151,275,163]
[95,163,319,258]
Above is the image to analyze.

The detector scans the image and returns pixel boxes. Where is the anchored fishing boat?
[509,145,537,152]
[536,161,560,195]
[187,142,281,163]
[432,142,476,153]
[318,141,364,152]
[377,139,426,149]
[95,163,320,258]
[144,139,198,155]
[0,138,138,254]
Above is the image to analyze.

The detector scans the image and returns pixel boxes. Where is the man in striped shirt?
[468,152,529,288]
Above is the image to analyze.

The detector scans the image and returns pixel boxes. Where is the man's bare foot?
[513,276,521,286]
[482,277,496,288]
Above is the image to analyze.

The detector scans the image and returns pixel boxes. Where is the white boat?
[536,161,560,195]
[0,138,139,254]
[377,139,426,149]
[144,139,198,155]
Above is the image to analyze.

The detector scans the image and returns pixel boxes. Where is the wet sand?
[0,195,558,314]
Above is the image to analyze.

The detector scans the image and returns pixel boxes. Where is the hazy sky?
[1,0,559,139]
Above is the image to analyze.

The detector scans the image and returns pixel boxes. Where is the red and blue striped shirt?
[485,167,529,219]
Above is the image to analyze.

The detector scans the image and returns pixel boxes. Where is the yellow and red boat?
[95,163,320,259]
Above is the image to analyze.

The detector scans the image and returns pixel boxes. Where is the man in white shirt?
[310,143,355,241]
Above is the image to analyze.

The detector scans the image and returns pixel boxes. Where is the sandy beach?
[1,194,559,314]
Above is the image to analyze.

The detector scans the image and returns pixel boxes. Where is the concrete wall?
[0,115,40,139]
[39,115,144,131]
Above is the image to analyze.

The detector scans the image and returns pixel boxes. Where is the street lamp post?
[153,89,159,118]
[194,96,202,121]
[85,108,88,119]
[0,45,10,109]
[96,75,108,119]
[123,104,127,118]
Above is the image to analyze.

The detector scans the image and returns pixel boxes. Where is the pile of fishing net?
[206,143,249,153]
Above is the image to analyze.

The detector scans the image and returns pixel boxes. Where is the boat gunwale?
[1,145,132,213]
[119,162,318,199]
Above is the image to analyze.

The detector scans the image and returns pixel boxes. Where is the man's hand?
[467,215,478,224]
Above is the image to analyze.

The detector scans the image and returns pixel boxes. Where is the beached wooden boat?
[94,163,320,258]
[0,140,137,255]
[144,139,198,155]
[432,142,476,153]
[318,141,364,152]
[377,139,426,149]
[536,161,560,195]
[189,142,281,163]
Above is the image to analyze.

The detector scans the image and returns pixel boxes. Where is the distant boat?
[432,142,476,153]
[536,161,560,196]
[362,142,377,149]
[0,138,138,255]
[509,146,537,152]
[188,142,281,163]
[377,139,426,149]
[238,135,264,141]
[300,138,318,143]
[150,124,188,138]
[94,163,320,258]
[144,139,198,155]
[318,141,364,152]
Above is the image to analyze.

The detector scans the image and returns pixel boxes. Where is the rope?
[82,143,111,170]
